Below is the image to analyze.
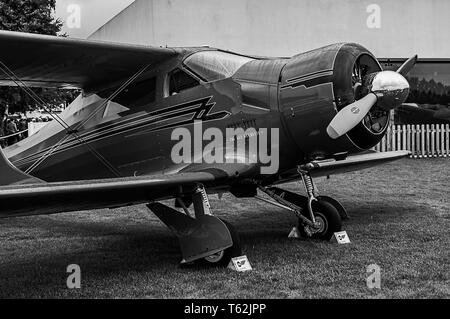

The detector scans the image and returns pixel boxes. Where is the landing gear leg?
[147,185,241,266]
[297,167,342,240]
[257,167,342,241]
[262,188,349,221]
[191,186,242,266]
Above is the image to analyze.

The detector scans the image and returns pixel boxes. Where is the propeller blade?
[327,93,377,139]
[396,55,418,76]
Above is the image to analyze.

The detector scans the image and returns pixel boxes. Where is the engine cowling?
[279,43,386,160]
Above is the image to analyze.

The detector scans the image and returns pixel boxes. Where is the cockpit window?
[168,68,200,96]
[183,50,254,82]
[101,77,156,109]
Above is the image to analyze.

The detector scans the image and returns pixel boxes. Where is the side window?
[168,69,199,96]
[102,77,157,109]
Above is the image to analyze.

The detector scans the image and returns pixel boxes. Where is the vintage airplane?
[0,30,416,266]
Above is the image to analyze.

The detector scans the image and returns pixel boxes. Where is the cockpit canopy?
[183,50,254,82]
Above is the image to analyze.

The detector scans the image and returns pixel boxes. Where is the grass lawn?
[0,158,448,298]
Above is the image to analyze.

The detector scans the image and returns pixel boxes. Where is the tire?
[317,195,349,220]
[202,219,242,267]
[298,200,342,241]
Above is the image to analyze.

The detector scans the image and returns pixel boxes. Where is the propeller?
[396,55,418,76]
[327,93,377,139]
[327,55,417,139]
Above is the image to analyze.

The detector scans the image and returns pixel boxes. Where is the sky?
[55,0,135,38]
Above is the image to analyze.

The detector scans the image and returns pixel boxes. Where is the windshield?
[183,50,254,82]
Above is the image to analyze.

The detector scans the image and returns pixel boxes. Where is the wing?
[307,150,411,177]
[273,150,411,184]
[0,30,178,91]
[0,143,258,218]
[0,172,219,218]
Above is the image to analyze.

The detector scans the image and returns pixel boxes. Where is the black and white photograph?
[0,0,448,306]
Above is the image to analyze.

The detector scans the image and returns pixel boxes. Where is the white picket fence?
[373,124,450,158]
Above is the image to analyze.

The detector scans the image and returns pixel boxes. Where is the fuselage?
[5,43,387,184]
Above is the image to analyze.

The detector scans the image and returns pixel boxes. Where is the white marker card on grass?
[288,227,300,238]
[228,255,252,272]
[334,231,351,244]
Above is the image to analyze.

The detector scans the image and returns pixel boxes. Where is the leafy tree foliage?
[0,0,62,34]
[406,76,450,107]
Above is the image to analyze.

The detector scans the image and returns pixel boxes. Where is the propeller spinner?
[327,55,418,139]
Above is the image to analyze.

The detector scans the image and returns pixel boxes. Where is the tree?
[0,0,62,34]
[0,0,78,121]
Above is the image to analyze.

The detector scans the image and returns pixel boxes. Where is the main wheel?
[317,195,349,220]
[202,219,242,267]
[299,200,342,241]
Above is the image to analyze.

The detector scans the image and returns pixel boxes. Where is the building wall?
[89,0,450,58]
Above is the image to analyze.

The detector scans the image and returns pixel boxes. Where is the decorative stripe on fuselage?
[12,96,230,167]
[281,70,334,90]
